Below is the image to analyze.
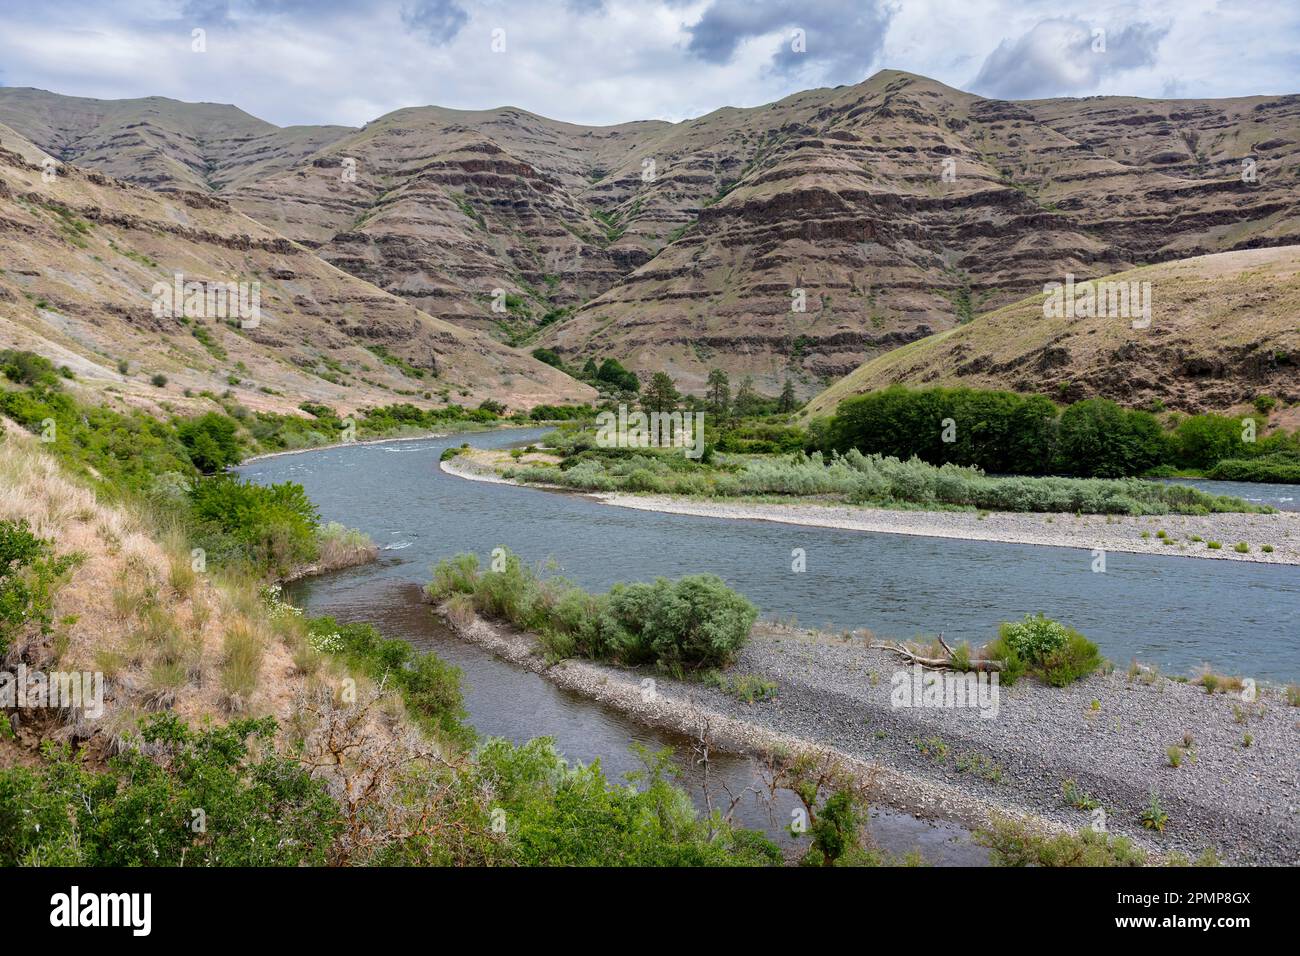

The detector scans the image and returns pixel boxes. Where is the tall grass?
[511,448,1261,515]
[219,619,265,709]
[315,521,377,570]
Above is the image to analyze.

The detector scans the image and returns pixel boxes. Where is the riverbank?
[433,602,1020,840]
[442,452,1300,565]
[435,603,1300,865]
[242,430,450,463]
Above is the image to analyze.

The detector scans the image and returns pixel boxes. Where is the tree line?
[814,385,1297,479]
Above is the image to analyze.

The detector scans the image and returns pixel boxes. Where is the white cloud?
[0,0,1295,129]
[971,17,1169,99]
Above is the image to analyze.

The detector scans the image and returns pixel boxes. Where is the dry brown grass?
[804,246,1300,419]
[219,619,265,712]
[312,522,379,575]
[0,424,448,807]
[443,592,477,631]
[0,425,301,744]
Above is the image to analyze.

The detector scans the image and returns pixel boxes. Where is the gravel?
[601,495,1300,566]
[687,624,1300,865]
[442,608,1299,865]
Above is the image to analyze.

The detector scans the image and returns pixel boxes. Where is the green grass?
[508,438,1262,516]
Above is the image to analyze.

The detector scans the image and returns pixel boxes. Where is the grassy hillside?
[0,140,592,416]
[803,246,1300,421]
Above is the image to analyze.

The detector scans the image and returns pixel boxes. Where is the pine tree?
[642,372,680,414]
[778,378,797,414]
[705,368,730,417]
[734,375,758,417]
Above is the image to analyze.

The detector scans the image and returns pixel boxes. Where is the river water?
[1161,477,1299,512]
[239,428,1299,864]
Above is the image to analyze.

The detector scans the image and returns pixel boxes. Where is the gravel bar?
[440,606,1299,865]
[443,452,1300,565]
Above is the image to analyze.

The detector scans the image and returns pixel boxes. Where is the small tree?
[734,376,758,418]
[642,372,680,414]
[177,412,241,473]
[705,368,730,417]
[596,358,639,393]
[768,751,872,867]
[778,378,797,414]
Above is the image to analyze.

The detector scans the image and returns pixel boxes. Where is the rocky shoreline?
[436,603,1299,865]
[441,453,1300,565]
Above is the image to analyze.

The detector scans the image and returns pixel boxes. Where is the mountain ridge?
[3,71,1297,402]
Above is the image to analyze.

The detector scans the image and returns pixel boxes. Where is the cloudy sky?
[1,0,1296,127]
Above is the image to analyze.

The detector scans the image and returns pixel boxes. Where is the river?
[238,428,1299,863]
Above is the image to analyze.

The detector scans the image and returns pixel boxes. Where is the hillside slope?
[0,88,355,193]
[0,143,592,415]
[4,74,1298,397]
[802,246,1300,419]
[539,74,1300,394]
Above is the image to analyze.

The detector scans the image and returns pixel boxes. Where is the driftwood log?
[871,632,1004,672]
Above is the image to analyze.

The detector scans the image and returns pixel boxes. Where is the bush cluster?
[0,713,777,867]
[0,715,342,866]
[0,519,77,656]
[189,476,321,575]
[985,614,1102,686]
[1206,453,1300,483]
[428,549,756,673]
[511,446,1259,515]
[818,385,1297,479]
[306,617,473,748]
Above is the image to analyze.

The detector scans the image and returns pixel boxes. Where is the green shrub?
[1207,454,1300,483]
[0,714,342,866]
[0,519,77,656]
[1039,631,1104,687]
[429,550,756,672]
[998,613,1069,660]
[426,552,480,600]
[1141,790,1169,832]
[975,816,1146,867]
[470,738,778,866]
[306,617,473,748]
[704,671,778,703]
[176,412,242,473]
[987,614,1099,686]
[602,575,757,672]
[0,349,63,388]
[189,476,320,574]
